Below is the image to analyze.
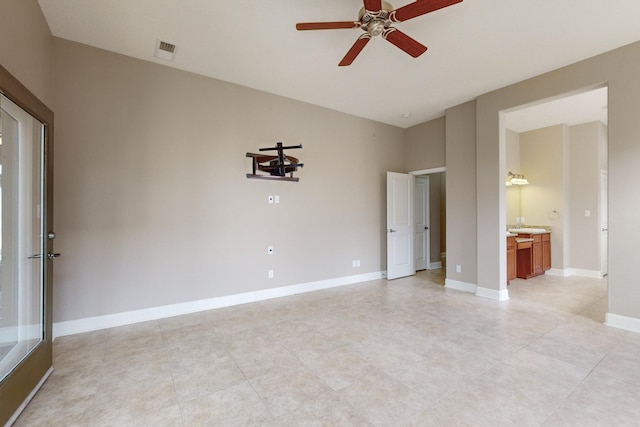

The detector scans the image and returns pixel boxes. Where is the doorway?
[502,86,608,282]
[0,66,55,426]
[386,168,446,280]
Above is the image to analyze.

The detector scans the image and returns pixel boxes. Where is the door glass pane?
[0,95,45,382]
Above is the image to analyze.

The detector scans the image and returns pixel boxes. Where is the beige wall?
[0,0,52,106]
[475,41,640,320]
[505,129,521,224]
[569,122,607,271]
[445,100,477,285]
[520,125,569,270]
[51,38,404,322]
[403,116,445,171]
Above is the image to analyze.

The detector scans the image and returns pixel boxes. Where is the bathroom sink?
[508,228,548,234]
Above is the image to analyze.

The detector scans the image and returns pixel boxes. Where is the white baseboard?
[546,268,603,278]
[428,262,442,270]
[444,278,477,294]
[605,312,640,334]
[476,286,510,301]
[568,268,603,278]
[53,271,385,338]
[546,268,570,277]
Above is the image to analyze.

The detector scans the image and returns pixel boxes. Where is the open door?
[415,176,430,271]
[386,172,415,280]
[0,66,55,426]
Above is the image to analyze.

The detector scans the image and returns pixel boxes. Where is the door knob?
[47,253,61,260]
[389,229,397,233]
[425,226,429,230]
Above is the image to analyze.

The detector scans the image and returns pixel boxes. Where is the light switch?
[268,195,274,204]
[267,246,273,255]
[585,210,591,217]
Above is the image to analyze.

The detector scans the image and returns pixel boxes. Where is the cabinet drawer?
[517,241,532,250]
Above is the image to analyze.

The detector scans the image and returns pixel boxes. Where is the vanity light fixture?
[507,171,529,185]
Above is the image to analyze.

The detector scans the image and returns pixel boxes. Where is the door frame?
[410,167,446,272]
[0,64,54,426]
[599,169,608,277]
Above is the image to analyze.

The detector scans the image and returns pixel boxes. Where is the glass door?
[0,65,54,425]
[0,94,45,382]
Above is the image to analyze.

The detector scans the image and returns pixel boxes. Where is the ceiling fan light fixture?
[367,20,386,37]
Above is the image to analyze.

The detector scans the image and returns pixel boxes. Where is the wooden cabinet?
[507,236,516,283]
[514,231,551,279]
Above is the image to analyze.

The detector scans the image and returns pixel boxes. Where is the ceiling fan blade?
[363,0,382,12]
[383,28,427,58]
[296,21,360,31]
[390,0,462,22]
[339,34,372,66]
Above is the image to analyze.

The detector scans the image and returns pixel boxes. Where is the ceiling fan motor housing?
[359,2,394,37]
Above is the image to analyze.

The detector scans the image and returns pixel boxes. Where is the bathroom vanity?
[507,228,551,280]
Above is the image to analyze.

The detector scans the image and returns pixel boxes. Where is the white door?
[600,170,608,277]
[415,176,430,271]
[387,172,415,280]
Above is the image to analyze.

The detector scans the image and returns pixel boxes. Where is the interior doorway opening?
[411,167,446,276]
[501,85,608,289]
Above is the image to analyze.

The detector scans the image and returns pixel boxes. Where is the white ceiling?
[38,0,640,129]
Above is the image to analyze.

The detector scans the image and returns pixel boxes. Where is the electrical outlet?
[274,195,280,204]
[268,195,274,204]
[585,210,591,217]
[456,264,462,273]
[356,260,360,267]
[268,270,274,279]
[267,246,273,255]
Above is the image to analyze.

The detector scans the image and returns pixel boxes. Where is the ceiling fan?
[296,0,463,66]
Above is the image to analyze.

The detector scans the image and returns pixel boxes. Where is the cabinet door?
[532,235,543,275]
[507,237,516,281]
[542,234,551,270]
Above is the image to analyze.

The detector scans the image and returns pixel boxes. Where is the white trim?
[568,268,603,278]
[53,271,385,338]
[605,312,640,334]
[476,286,510,301]
[546,268,571,277]
[428,262,442,270]
[409,166,446,176]
[6,366,53,427]
[444,278,477,294]
[546,268,602,278]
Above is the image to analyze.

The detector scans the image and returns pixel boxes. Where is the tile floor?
[14,270,640,426]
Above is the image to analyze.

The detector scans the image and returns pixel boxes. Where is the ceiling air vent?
[155,40,177,61]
